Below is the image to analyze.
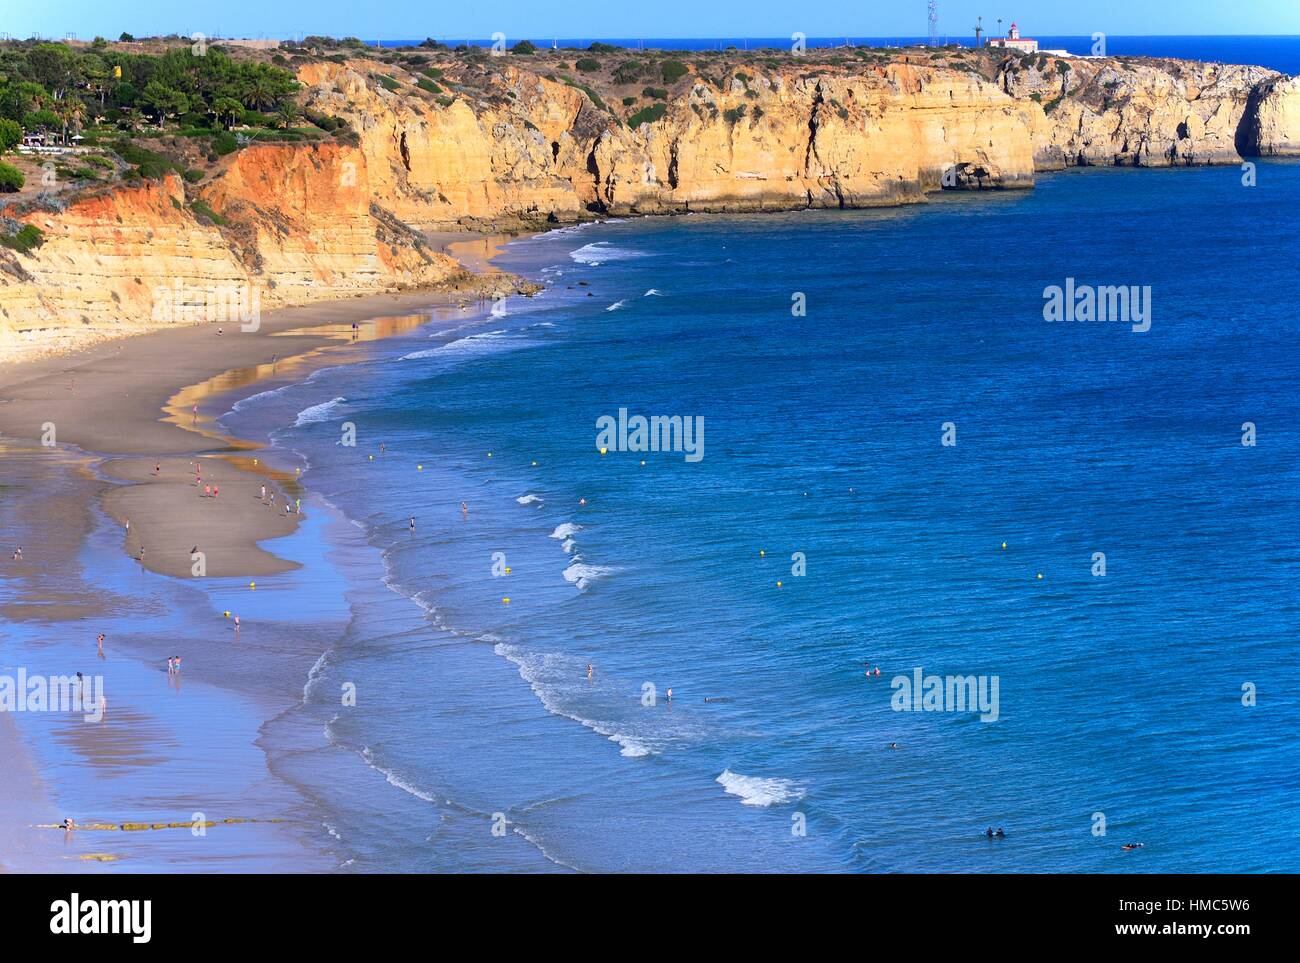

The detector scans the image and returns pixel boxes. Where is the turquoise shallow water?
[222,161,1300,872]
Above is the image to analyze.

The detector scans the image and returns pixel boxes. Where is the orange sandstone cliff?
[3,51,1299,364]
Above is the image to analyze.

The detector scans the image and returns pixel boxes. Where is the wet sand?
[0,233,531,869]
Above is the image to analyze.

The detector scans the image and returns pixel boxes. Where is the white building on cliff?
[988,22,1039,54]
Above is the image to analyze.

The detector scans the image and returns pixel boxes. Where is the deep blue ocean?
[373,35,1300,75]
[216,154,1300,872]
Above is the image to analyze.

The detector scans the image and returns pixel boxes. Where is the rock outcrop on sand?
[3,49,1299,363]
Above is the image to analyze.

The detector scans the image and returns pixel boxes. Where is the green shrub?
[661,60,688,84]
[622,96,637,106]
[212,131,238,155]
[575,58,601,73]
[189,199,227,226]
[183,168,205,183]
[374,74,401,92]
[642,86,668,100]
[511,40,537,55]
[628,103,667,129]
[417,78,442,94]
[0,161,26,192]
[0,224,43,252]
[0,118,21,153]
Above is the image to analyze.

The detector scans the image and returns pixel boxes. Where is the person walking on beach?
[11,546,20,561]
[409,516,416,533]
[270,492,276,508]
[260,484,267,502]
[204,484,211,498]
[213,485,219,500]
[155,462,161,476]
[125,518,130,536]
[166,657,174,675]
[295,498,300,514]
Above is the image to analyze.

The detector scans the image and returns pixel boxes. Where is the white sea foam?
[570,242,643,266]
[562,562,614,591]
[302,650,329,702]
[716,769,806,807]
[550,522,582,541]
[361,747,438,803]
[294,396,347,427]
[560,538,576,554]
[516,494,544,506]
[494,642,651,758]
[400,330,513,361]
[227,383,292,414]
[606,299,627,312]
[644,288,662,296]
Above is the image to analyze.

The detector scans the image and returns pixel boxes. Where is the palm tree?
[275,101,300,130]
[212,96,243,129]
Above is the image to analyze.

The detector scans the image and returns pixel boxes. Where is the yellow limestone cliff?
[3,53,1299,364]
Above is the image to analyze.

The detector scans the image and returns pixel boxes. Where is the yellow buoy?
[505,567,512,574]
[1001,542,1007,550]
[640,460,646,466]
[1036,573,1043,580]
[223,611,230,618]
[759,550,765,557]
[368,454,374,460]
[599,447,608,455]
[531,460,538,467]
[417,464,423,471]
[502,597,510,604]
[249,581,256,589]
[487,452,492,458]
[776,580,783,587]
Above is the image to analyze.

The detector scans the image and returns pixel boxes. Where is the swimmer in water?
[461,501,469,517]
[587,664,593,680]
[665,687,673,702]
[887,742,899,750]
[1121,843,1144,851]
[409,516,416,532]
[985,827,994,839]
[995,828,1005,838]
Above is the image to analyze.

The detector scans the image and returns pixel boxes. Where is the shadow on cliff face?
[1236,85,1267,157]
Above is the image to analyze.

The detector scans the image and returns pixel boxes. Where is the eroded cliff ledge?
[4,44,1299,363]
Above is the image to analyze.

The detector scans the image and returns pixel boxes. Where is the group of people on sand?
[259,484,301,516]
[11,546,21,561]
[166,656,183,675]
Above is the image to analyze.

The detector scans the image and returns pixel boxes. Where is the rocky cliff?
[4,47,1299,364]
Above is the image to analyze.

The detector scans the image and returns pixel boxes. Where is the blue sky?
[7,0,1300,42]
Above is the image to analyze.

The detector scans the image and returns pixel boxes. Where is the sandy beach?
[0,235,524,870]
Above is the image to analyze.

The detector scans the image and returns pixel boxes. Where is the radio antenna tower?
[928,1,940,46]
